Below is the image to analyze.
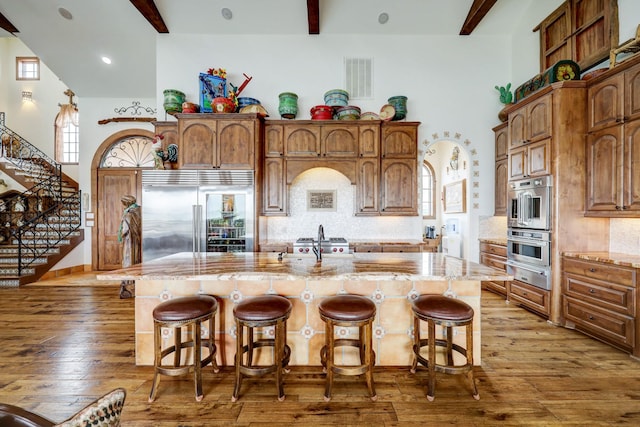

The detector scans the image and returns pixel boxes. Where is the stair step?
[0,279,21,287]
[0,257,47,264]
[0,267,35,276]
[0,246,60,255]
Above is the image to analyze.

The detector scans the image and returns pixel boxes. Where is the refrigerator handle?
[192,205,201,254]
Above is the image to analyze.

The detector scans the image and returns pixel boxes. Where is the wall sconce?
[21,91,32,102]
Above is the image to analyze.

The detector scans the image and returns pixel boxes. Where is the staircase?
[0,114,83,286]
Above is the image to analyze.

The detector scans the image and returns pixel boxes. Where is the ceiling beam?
[459,0,497,35]
[0,11,18,34]
[307,0,319,35]
[130,0,169,33]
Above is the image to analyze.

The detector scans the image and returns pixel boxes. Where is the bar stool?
[148,295,219,402]
[319,294,377,402]
[410,294,479,401]
[232,295,292,402]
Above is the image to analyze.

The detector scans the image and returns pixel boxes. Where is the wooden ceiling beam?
[130,0,169,33]
[0,11,18,34]
[307,0,319,35]
[459,0,497,35]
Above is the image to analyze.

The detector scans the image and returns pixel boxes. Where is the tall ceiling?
[0,0,535,98]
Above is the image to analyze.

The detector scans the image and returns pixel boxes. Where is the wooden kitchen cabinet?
[586,120,640,215]
[356,157,379,215]
[493,122,508,215]
[562,256,636,354]
[380,158,417,215]
[177,114,259,169]
[509,279,550,318]
[263,157,286,215]
[508,94,551,147]
[588,72,624,132]
[380,122,419,215]
[479,241,509,297]
[508,138,551,180]
[263,120,419,216]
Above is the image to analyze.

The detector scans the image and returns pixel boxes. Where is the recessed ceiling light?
[378,12,389,25]
[101,56,112,65]
[221,8,233,20]
[58,7,73,20]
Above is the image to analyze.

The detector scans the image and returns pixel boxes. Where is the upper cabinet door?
[284,125,321,157]
[178,120,217,169]
[217,120,255,169]
[625,63,640,122]
[381,123,417,158]
[320,125,358,157]
[588,73,624,132]
[527,96,552,143]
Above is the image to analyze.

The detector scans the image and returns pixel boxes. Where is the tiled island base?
[99,252,511,367]
[135,277,481,366]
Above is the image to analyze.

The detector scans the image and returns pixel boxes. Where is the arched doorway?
[90,129,155,270]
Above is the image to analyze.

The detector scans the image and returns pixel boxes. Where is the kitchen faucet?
[313,224,325,262]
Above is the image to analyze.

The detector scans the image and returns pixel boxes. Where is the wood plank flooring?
[0,274,639,426]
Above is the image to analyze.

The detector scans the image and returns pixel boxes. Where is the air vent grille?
[344,57,373,100]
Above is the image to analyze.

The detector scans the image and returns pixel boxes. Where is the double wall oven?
[506,175,552,290]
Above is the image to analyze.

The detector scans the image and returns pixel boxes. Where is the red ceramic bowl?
[212,97,236,113]
[311,105,333,120]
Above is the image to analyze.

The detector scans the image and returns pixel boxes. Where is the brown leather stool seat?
[410,294,479,401]
[149,295,219,402]
[319,294,377,401]
[232,295,292,402]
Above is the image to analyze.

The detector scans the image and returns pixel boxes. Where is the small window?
[16,57,40,80]
[422,161,436,219]
[55,107,79,164]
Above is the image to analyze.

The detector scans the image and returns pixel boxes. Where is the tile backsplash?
[609,219,640,254]
[263,167,422,242]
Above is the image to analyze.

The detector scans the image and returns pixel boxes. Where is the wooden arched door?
[91,129,155,270]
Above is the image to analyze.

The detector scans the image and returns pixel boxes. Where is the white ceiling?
[0,0,535,98]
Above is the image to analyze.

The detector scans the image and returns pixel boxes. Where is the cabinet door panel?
[527,139,551,177]
[381,124,417,158]
[380,159,417,214]
[528,96,552,143]
[625,65,640,122]
[284,126,320,157]
[218,120,254,169]
[586,126,621,211]
[265,125,284,157]
[321,125,358,157]
[509,110,526,146]
[588,74,624,131]
[263,157,286,215]
[509,146,526,180]
[623,120,640,212]
[359,124,380,157]
[356,158,379,215]
[494,159,508,215]
[179,122,216,168]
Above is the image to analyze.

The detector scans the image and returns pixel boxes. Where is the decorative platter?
[379,104,395,121]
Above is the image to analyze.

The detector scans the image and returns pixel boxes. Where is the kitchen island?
[98,252,511,366]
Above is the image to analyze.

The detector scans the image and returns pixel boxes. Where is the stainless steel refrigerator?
[141,170,255,262]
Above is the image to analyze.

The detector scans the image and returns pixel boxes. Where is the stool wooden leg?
[275,320,286,401]
[363,321,377,401]
[193,320,204,402]
[323,320,334,402]
[410,315,420,374]
[148,321,162,403]
[231,320,244,402]
[247,326,254,367]
[208,314,220,373]
[427,319,436,402]
[173,326,182,367]
[446,326,454,366]
[466,323,479,400]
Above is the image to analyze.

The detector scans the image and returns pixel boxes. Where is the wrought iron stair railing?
[0,112,82,277]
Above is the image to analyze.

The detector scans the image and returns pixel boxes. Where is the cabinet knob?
[589,288,595,293]
[588,315,595,321]
[522,291,528,296]
[589,268,596,272]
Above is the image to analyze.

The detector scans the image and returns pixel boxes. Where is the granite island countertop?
[562,251,640,269]
[98,252,512,282]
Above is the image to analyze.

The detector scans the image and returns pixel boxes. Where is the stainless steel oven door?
[506,260,551,290]
[507,229,551,267]
[507,176,552,230]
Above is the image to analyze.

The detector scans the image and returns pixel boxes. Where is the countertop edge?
[562,252,640,269]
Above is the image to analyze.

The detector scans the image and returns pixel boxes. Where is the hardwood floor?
[0,274,639,426]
